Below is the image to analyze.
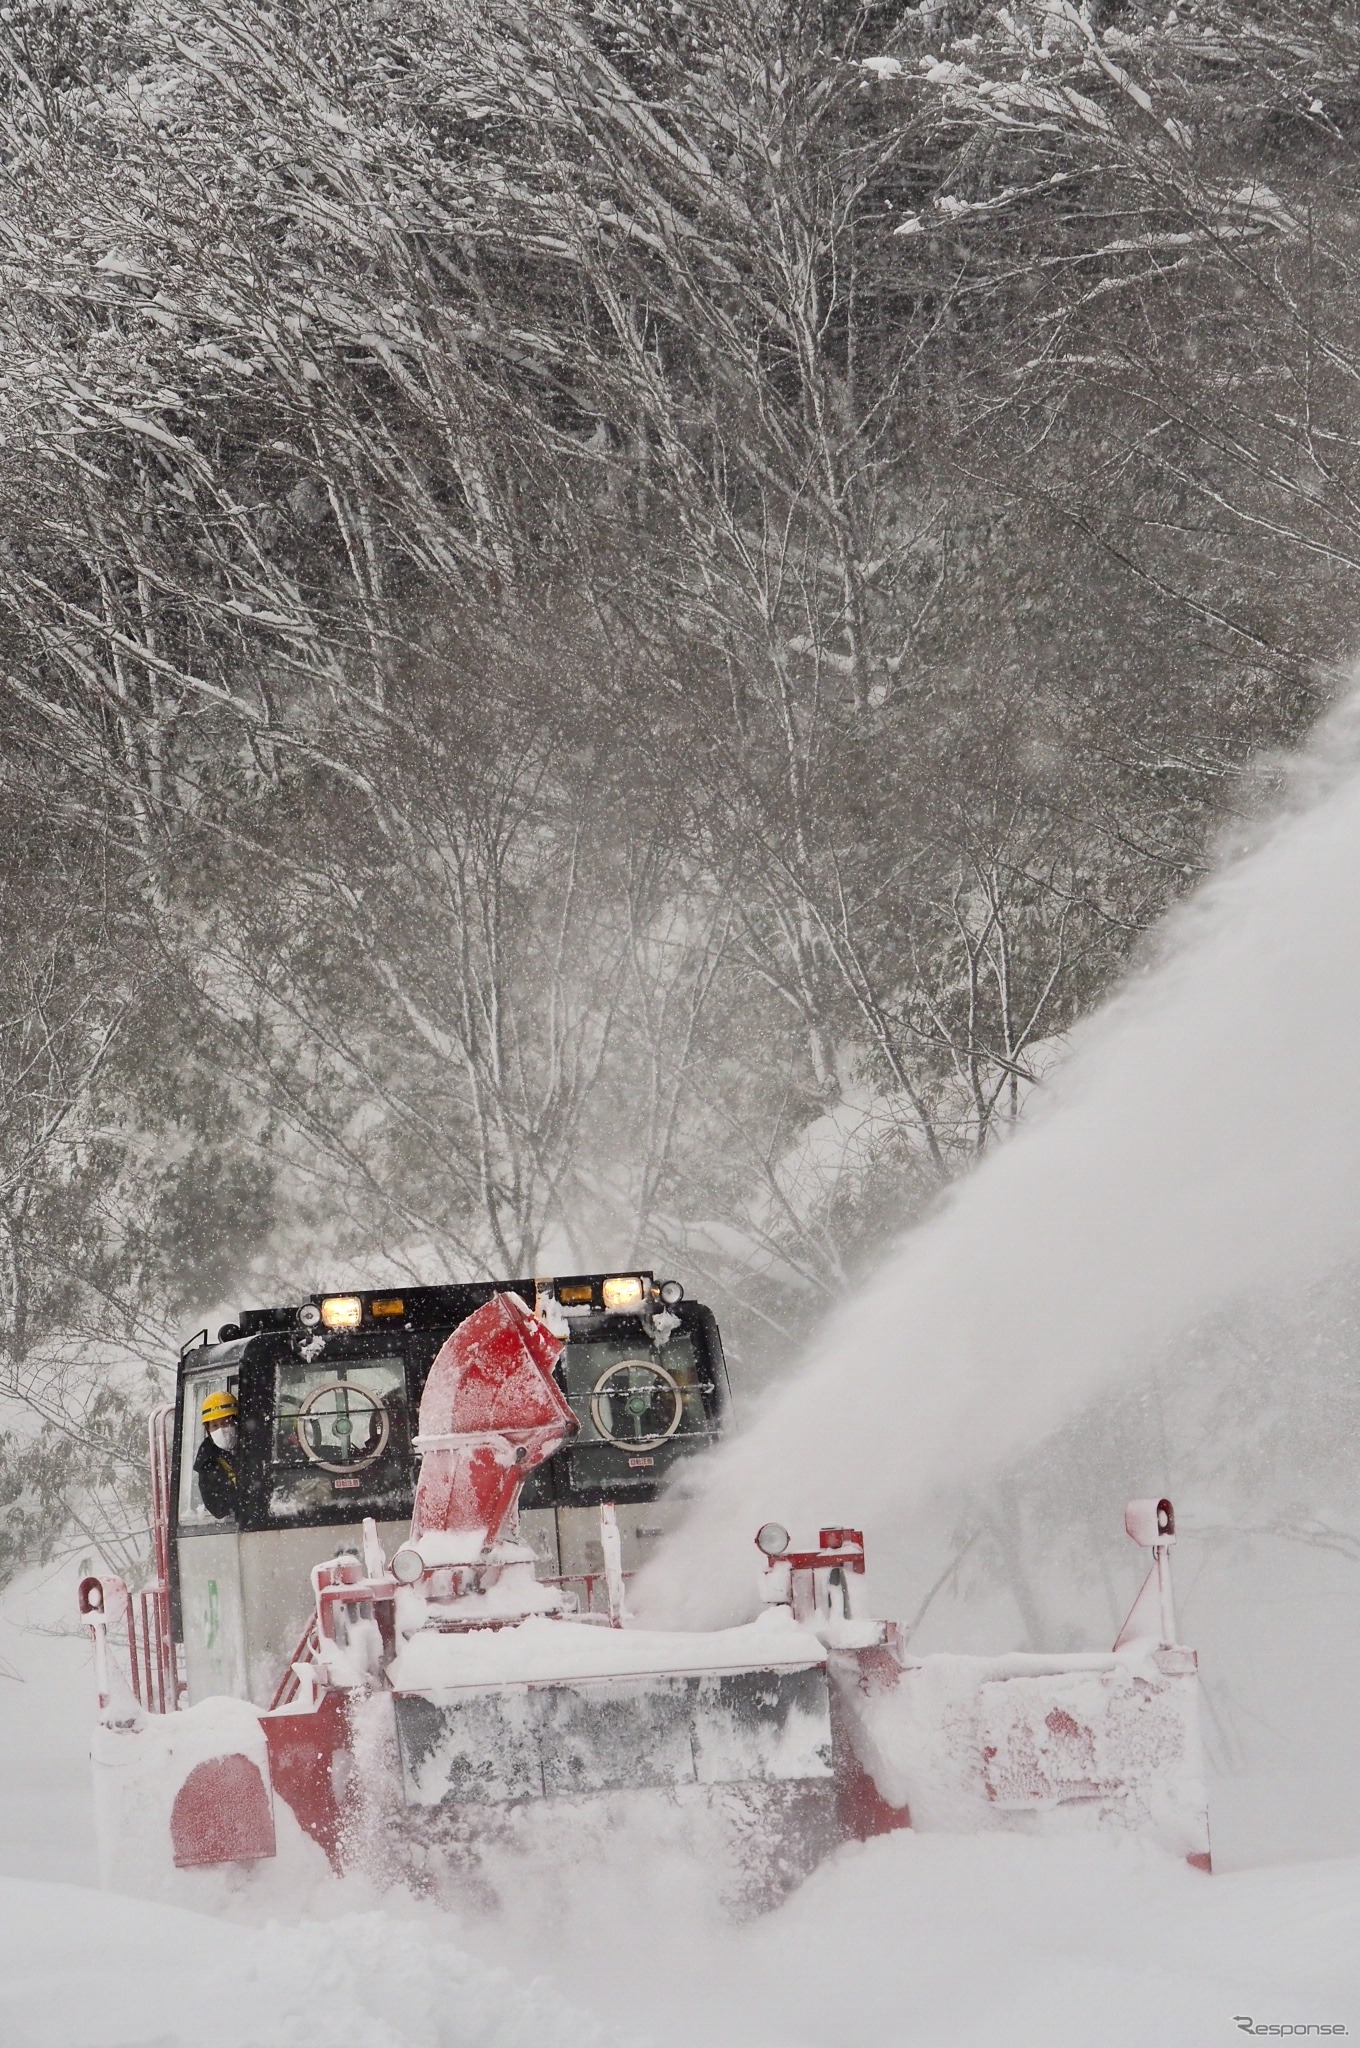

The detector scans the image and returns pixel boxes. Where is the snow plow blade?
[392,1664,833,1808]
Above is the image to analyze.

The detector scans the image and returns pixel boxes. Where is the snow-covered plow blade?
[393,1656,833,1808]
[831,1642,1208,1864]
[820,1498,1210,1867]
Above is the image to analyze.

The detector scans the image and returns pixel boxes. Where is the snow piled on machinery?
[79,1290,1209,1904]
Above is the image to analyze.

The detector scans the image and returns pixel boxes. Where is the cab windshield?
[269,1352,412,1519]
[547,1324,717,1498]
[559,1328,711,1447]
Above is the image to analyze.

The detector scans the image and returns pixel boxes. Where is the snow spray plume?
[638,687,1360,1629]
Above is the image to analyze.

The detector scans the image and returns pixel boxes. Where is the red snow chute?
[410,1290,576,1548]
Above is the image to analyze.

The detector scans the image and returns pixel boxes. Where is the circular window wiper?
[588,1358,685,1450]
[294,1380,392,1473]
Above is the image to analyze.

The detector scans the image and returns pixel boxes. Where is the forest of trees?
[2,0,1359,1580]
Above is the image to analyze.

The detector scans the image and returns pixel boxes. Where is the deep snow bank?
[0,1874,621,2048]
[0,1561,98,1887]
[504,1830,1360,2048]
[2,1838,1358,2048]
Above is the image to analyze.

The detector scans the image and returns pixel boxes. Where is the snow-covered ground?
[4,1563,1359,2048]
[0,1876,617,2048]
[4,1834,1360,2048]
[0,1562,99,1892]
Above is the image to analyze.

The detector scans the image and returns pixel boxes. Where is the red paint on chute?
[411,1291,576,1545]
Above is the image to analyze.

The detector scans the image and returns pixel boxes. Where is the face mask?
[209,1424,238,1454]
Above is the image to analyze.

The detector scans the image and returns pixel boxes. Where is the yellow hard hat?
[201,1389,238,1427]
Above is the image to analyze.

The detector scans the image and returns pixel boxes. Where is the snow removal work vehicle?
[80,1271,1213,1899]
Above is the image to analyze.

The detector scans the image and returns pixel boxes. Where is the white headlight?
[391,1547,424,1584]
[602,1274,645,1311]
[320,1295,363,1331]
[298,1303,321,1328]
[755,1522,791,1558]
[659,1279,684,1306]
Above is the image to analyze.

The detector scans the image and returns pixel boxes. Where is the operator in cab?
[194,1389,240,1519]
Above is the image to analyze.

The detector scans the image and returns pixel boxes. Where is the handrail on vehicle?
[78,1405,184,1718]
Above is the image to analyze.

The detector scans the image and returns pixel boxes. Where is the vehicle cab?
[169,1273,727,1705]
